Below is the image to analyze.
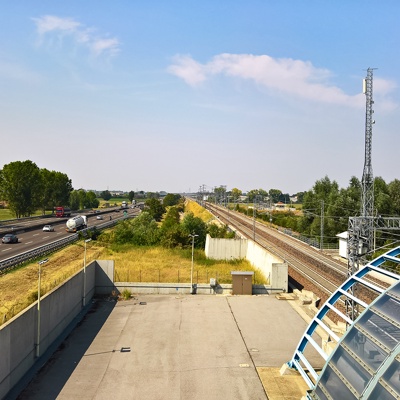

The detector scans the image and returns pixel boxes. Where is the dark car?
[2,233,18,244]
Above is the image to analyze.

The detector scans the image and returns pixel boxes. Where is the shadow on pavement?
[13,298,116,400]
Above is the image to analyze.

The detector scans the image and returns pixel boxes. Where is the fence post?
[178,269,180,283]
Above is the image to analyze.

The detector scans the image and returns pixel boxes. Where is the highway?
[0,207,140,263]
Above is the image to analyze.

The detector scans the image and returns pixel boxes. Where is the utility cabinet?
[231,271,254,295]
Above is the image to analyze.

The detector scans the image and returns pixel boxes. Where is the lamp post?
[36,258,48,358]
[83,238,92,307]
[189,233,198,294]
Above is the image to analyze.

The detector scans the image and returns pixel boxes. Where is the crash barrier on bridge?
[0,259,114,400]
[204,234,288,292]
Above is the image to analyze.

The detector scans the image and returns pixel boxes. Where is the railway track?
[205,203,387,306]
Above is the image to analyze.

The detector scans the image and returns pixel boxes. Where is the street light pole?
[83,238,92,307]
[189,233,198,294]
[36,258,48,358]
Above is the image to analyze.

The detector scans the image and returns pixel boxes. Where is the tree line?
[100,194,234,249]
[232,175,400,248]
[0,160,100,217]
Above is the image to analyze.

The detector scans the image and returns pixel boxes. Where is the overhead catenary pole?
[320,200,324,251]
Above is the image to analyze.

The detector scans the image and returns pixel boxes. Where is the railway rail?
[205,203,387,306]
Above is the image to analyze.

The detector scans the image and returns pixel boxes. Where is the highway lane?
[0,208,139,262]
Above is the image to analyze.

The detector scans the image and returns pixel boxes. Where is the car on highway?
[2,233,18,244]
[43,225,55,232]
[96,215,103,220]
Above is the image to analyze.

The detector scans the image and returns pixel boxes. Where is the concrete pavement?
[15,295,320,400]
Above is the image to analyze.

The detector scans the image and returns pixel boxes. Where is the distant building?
[274,201,286,210]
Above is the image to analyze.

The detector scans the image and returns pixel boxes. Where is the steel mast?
[360,67,376,258]
[346,68,376,321]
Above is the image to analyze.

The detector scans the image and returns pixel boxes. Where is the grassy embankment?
[0,199,267,324]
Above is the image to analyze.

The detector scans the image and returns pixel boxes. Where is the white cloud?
[168,55,207,86]
[91,38,120,57]
[32,15,120,57]
[168,53,397,108]
[33,15,81,35]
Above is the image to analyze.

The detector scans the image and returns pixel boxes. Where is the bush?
[120,289,132,300]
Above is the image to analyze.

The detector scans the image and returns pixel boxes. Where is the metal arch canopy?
[287,246,400,399]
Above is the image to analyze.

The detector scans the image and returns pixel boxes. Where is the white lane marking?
[25,241,33,244]
[42,236,49,239]
[33,234,40,237]
[1,248,12,252]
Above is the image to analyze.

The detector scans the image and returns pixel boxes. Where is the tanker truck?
[66,215,87,233]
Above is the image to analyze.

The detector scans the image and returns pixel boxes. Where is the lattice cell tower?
[360,67,376,258]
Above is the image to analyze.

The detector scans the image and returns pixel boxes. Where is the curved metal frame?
[288,246,400,397]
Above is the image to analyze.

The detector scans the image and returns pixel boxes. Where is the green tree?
[128,191,135,203]
[113,212,160,245]
[86,191,100,208]
[131,212,160,245]
[163,193,181,207]
[100,190,112,201]
[388,179,400,215]
[38,169,73,213]
[268,189,282,203]
[207,223,235,239]
[78,190,87,209]
[181,212,207,248]
[0,160,41,217]
[231,188,242,201]
[69,190,80,210]
[145,198,166,221]
[374,177,391,216]
[161,206,180,229]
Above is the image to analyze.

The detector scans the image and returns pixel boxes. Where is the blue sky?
[1,1,399,195]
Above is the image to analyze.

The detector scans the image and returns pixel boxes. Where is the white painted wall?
[205,235,287,291]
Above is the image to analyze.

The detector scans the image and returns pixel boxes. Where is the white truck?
[121,201,128,209]
[66,215,87,233]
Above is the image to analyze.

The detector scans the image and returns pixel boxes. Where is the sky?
[1,1,399,195]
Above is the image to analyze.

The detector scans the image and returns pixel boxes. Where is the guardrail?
[0,217,126,273]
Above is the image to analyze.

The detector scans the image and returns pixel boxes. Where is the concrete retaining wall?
[205,236,248,260]
[0,261,97,400]
[205,235,288,291]
[115,282,284,296]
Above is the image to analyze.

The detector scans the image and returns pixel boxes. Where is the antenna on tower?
[360,67,376,259]
[346,68,377,322]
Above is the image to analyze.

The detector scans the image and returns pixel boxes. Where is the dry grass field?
[0,241,266,325]
[0,198,267,325]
